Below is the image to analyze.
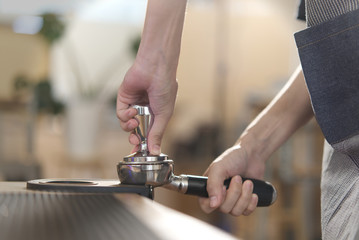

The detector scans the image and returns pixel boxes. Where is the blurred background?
[0,0,323,239]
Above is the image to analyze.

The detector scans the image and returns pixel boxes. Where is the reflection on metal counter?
[0,190,158,240]
[0,182,238,240]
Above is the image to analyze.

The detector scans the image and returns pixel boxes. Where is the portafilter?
[117,105,277,206]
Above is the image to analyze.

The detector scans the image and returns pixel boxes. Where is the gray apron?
[295,8,359,239]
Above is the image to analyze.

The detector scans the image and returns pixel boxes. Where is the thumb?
[206,170,227,208]
[147,114,169,155]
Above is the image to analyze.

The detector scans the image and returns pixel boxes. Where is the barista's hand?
[117,59,178,155]
[198,144,265,216]
[116,0,186,155]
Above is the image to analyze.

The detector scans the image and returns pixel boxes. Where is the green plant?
[38,13,65,45]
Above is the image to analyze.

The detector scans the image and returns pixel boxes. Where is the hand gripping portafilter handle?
[171,175,277,207]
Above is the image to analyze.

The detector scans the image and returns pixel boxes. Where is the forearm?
[238,66,313,162]
[136,0,187,78]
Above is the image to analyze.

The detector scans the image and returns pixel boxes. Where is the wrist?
[135,49,178,81]
[235,130,270,166]
[131,53,178,86]
[228,133,266,179]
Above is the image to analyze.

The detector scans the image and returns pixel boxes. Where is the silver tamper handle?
[133,105,152,155]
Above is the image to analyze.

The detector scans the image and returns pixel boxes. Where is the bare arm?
[239,66,313,175]
[199,66,313,215]
[117,0,187,154]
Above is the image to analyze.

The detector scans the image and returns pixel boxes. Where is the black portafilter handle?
[183,175,277,207]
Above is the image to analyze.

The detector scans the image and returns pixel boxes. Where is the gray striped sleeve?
[306,0,359,26]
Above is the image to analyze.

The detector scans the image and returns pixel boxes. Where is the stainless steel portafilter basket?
[118,153,174,187]
[117,105,277,207]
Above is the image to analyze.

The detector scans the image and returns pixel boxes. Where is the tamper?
[123,105,168,162]
[119,105,174,186]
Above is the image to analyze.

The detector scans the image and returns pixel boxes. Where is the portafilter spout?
[117,105,277,207]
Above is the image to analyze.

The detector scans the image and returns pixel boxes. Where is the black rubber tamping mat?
[26,179,153,199]
[0,191,161,240]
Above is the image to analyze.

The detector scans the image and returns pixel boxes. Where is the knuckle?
[247,204,256,213]
[230,208,243,217]
[242,209,254,216]
[231,186,242,196]
[200,205,213,214]
[219,205,231,214]
[151,134,162,143]
[198,199,213,214]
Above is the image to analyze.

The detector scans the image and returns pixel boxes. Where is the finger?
[147,114,170,155]
[198,197,212,214]
[198,186,226,213]
[129,133,140,145]
[131,145,140,154]
[117,107,139,132]
[120,118,139,132]
[117,104,137,123]
[243,194,258,216]
[116,83,134,114]
[219,176,243,214]
[230,180,254,216]
[206,169,228,210]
